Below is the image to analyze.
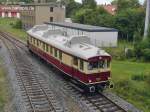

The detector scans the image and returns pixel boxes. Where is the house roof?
[103,4,117,15]
[45,22,118,32]
[20,2,63,7]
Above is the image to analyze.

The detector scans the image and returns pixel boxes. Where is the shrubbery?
[12,20,22,29]
[131,73,147,81]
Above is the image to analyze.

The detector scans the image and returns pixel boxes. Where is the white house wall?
[47,24,118,47]
[91,32,118,47]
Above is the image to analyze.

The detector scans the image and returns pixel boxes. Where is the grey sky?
[75,0,145,4]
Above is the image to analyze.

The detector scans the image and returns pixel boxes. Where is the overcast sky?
[75,0,145,5]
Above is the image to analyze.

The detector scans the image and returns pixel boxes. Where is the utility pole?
[144,0,150,38]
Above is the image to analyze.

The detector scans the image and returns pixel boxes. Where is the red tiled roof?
[102,4,117,15]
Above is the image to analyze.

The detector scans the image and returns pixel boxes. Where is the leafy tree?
[20,0,34,3]
[113,8,145,41]
[111,0,140,12]
[82,0,97,9]
[62,0,81,17]
[73,7,112,26]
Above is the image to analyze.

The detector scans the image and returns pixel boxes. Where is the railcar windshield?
[88,60,110,70]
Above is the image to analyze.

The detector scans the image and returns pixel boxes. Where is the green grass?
[111,60,150,112]
[0,58,9,111]
[0,18,27,41]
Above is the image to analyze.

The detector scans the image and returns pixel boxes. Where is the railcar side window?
[30,36,32,43]
[33,38,35,45]
[50,46,53,54]
[37,40,39,46]
[80,60,84,70]
[42,42,45,50]
[73,57,78,66]
[46,44,49,52]
[54,48,57,57]
[59,51,62,60]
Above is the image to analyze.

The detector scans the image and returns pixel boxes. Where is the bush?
[125,48,135,58]
[134,36,150,61]
[131,73,147,81]
[142,48,150,61]
[115,80,131,90]
[12,20,22,29]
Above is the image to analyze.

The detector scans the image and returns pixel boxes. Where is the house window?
[50,7,53,12]
[80,60,84,70]
[73,57,78,66]
[50,17,53,22]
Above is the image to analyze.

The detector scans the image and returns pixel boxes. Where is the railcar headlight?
[89,80,92,83]
[108,77,111,80]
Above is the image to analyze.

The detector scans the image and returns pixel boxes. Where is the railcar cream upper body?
[27,25,111,61]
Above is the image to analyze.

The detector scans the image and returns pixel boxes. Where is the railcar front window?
[106,60,110,68]
[99,60,105,68]
[88,62,98,70]
[88,60,108,70]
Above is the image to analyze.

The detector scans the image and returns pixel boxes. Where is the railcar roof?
[45,22,118,32]
[27,25,110,60]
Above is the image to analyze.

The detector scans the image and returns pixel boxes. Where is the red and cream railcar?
[27,25,113,92]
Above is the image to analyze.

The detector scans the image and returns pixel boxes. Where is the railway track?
[0,31,63,112]
[0,31,127,112]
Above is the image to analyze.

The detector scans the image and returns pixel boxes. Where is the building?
[0,5,20,18]
[45,22,118,47]
[34,0,47,3]
[20,3,65,30]
[102,4,117,15]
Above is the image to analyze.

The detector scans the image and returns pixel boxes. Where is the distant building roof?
[21,2,63,7]
[45,22,118,32]
[0,5,21,11]
[102,4,117,15]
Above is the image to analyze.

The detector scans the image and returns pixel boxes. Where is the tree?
[111,0,140,12]
[59,0,81,17]
[82,0,97,9]
[73,7,112,26]
[113,8,145,41]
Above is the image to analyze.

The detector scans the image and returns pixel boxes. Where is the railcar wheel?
[89,86,96,93]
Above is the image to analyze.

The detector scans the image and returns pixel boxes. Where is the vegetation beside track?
[112,60,150,112]
[0,18,27,41]
[0,58,9,111]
